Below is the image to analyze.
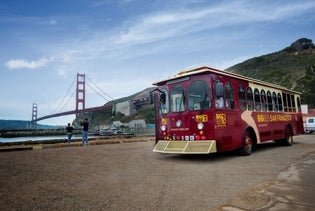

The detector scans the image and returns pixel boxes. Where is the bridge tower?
[31,103,38,128]
[32,103,38,122]
[76,73,86,118]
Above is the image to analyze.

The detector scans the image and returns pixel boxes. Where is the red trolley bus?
[152,66,304,155]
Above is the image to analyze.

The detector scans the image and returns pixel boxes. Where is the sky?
[1,0,315,126]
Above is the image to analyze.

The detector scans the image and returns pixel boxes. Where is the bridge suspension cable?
[86,76,114,102]
[34,73,115,122]
[49,75,76,115]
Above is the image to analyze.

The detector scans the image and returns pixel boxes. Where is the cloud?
[110,0,315,46]
[4,57,54,70]
[49,19,57,25]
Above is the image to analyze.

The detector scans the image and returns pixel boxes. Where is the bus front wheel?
[240,130,255,156]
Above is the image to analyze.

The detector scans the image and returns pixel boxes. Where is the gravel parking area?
[1,135,315,210]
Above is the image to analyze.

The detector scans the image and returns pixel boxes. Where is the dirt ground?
[1,135,315,210]
[0,138,164,210]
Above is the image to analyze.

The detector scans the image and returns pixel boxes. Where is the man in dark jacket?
[81,118,89,145]
[66,123,74,144]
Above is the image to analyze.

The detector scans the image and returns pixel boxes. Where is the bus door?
[213,81,238,150]
[168,84,191,140]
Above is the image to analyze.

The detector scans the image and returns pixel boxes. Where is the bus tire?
[282,126,293,146]
[240,129,256,156]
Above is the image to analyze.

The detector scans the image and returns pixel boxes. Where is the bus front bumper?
[153,140,217,154]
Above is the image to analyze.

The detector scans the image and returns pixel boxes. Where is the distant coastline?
[0,119,63,130]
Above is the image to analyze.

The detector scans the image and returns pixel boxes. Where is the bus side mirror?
[160,93,166,105]
[215,82,223,97]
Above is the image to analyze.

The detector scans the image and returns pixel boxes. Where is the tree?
[290,38,314,52]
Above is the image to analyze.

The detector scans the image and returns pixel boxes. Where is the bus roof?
[153,66,300,94]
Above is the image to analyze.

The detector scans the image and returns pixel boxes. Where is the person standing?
[66,123,74,144]
[81,118,89,146]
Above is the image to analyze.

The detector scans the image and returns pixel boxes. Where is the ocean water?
[0,135,84,143]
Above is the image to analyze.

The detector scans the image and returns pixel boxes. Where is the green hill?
[0,120,62,130]
[78,38,315,128]
[226,38,315,107]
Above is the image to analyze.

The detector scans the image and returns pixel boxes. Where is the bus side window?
[287,94,292,112]
[291,94,296,112]
[246,87,254,111]
[261,89,267,111]
[282,93,288,112]
[225,82,234,110]
[272,92,277,111]
[238,85,246,110]
[277,93,283,111]
[267,91,272,111]
[214,81,224,109]
[297,97,301,112]
[254,88,261,111]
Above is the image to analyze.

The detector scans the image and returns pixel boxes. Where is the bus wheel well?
[274,124,293,146]
[283,124,293,146]
[286,124,293,135]
[240,127,257,156]
[246,127,257,150]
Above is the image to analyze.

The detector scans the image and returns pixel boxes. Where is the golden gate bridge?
[31,73,114,122]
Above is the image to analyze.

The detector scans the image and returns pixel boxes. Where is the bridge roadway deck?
[34,104,112,121]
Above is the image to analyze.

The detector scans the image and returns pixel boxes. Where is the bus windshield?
[159,89,169,114]
[188,80,211,110]
[170,85,186,112]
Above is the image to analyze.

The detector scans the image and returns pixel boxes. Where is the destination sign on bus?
[257,114,292,123]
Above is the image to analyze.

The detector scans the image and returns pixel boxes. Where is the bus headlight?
[161,124,167,132]
[176,120,182,127]
[197,122,204,130]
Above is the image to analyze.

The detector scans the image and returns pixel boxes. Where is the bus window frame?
[214,81,224,109]
[261,89,267,111]
[225,82,235,110]
[277,93,283,111]
[254,88,261,111]
[238,85,247,110]
[246,87,254,111]
[266,90,272,111]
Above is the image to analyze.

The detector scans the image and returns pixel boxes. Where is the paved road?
[217,135,315,211]
[0,135,314,210]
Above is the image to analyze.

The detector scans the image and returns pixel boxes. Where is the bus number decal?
[216,113,227,126]
[196,114,208,122]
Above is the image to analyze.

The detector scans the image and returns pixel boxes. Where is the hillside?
[226,38,315,107]
[0,120,62,130]
[73,88,155,129]
[83,38,315,128]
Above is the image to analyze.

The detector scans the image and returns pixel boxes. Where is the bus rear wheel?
[240,130,254,156]
[282,126,293,146]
